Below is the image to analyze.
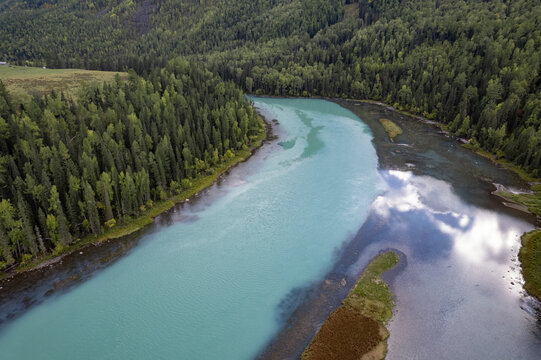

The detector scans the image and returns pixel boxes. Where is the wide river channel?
[0,98,539,359]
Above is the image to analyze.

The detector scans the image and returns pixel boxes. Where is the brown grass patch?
[302,305,384,360]
[344,2,360,20]
[302,251,399,360]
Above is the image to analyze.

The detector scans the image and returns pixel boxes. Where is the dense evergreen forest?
[0,0,343,70]
[203,0,541,176]
[0,0,541,266]
[1,0,539,175]
[0,59,262,268]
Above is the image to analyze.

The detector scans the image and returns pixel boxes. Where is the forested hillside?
[0,58,262,268]
[204,0,541,176]
[1,0,538,175]
[0,0,343,71]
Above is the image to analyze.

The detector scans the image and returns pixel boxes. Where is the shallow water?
[339,101,541,359]
[361,170,539,359]
[0,98,381,359]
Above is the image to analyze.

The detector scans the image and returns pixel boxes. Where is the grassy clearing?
[0,65,126,101]
[379,118,403,139]
[302,251,400,360]
[519,229,541,301]
[10,118,267,277]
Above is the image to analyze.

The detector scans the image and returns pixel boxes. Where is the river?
[0,98,539,359]
[339,100,541,359]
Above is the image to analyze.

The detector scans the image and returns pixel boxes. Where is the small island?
[302,251,400,360]
[379,118,403,140]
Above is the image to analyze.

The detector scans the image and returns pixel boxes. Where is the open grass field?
[0,65,127,100]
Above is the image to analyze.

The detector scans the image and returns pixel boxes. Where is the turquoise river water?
[0,98,539,359]
[0,98,382,359]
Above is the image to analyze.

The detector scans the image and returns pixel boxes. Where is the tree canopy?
[0,58,262,268]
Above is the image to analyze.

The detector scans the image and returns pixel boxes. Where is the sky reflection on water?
[367,169,540,359]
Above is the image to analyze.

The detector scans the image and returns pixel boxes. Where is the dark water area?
[258,100,541,359]
[347,101,536,216]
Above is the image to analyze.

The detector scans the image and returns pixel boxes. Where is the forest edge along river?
[0,98,540,359]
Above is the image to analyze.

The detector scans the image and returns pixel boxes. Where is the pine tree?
[83,181,102,235]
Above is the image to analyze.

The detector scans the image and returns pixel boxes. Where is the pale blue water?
[0,98,381,359]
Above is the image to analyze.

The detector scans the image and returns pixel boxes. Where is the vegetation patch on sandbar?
[519,229,541,301]
[379,118,403,140]
[302,251,400,360]
[494,184,541,217]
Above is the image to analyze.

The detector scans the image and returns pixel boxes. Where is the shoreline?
[519,229,541,301]
[0,113,271,283]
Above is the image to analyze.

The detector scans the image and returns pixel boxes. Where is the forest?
[0,58,262,268]
[202,0,541,175]
[1,0,539,175]
[0,0,540,266]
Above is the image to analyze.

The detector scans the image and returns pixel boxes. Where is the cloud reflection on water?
[373,170,525,268]
[371,169,539,359]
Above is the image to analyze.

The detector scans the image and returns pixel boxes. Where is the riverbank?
[474,148,541,301]
[0,97,388,359]
[302,251,400,360]
[461,143,540,184]
[519,229,541,300]
[1,114,269,281]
